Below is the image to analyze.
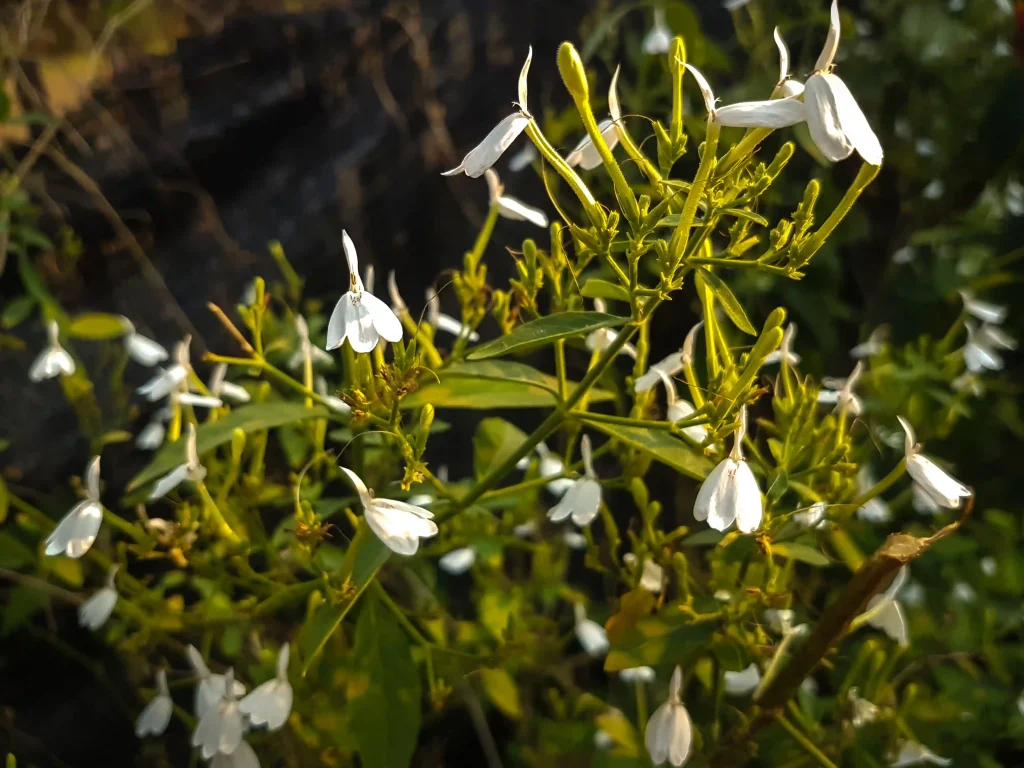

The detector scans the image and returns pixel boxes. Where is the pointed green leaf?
[68,313,126,340]
[474,418,529,479]
[773,542,831,567]
[480,667,523,719]
[584,420,713,480]
[695,268,756,335]
[581,279,631,303]
[127,403,328,491]
[466,312,625,360]
[350,596,422,768]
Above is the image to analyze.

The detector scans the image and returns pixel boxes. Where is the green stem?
[794,163,880,265]
[773,713,837,768]
[849,459,906,511]
[670,121,721,266]
[102,509,148,546]
[716,128,772,179]
[554,339,569,402]
[687,257,789,275]
[525,120,604,228]
[372,580,430,646]
[576,411,677,431]
[196,481,241,543]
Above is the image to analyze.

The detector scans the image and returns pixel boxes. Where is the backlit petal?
[443,114,530,178]
[715,97,806,128]
[803,74,855,162]
[361,291,404,344]
[732,461,764,533]
[821,73,883,165]
[45,500,103,558]
[496,195,549,227]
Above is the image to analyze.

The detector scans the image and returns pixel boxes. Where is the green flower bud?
[557,42,589,104]
[230,427,246,464]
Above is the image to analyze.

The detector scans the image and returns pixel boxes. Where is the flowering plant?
[1,4,1017,767]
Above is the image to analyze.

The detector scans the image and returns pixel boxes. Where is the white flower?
[135,669,173,738]
[340,467,437,555]
[959,290,1006,325]
[693,408,763,533]
[425,286,480,341]
[620,666,656,684]
[951,372,984,398]
[326,231,403,353]
[534,442,574,497]
[566,68,621,171]
[912,484,941,515]
[951,581,976,603]
[624,553,665,593]
[963,321,1015,373]
[892,246,916,265]
[847,687,879,727]
[594,729,614,750]
[239,644,292,731]
[562,529,588,549]
[645,666,693,767]
[642,8,673,55]
[288,315,333,371]
[120,318,168,367]
[175,391,223,409]
[856,467,892,523]
[29,320,76,381]
[861,567,909,647]
[512,520,537,538]
[78,565,118,630]
[656,369,708,444]
[209,364,251,404]
[136,411,169,451]
[485,169,548,227]
[438,546,477,575]
[138,337,190,401]
[585,300,636,358]
[802,1,883,165]
[922,180,944,200]
[211,739,261,768]
[636,322,701,394]
[683,64,807,130]
[981,556,997,577]
[817,361,864,416]
[574,603,609,657]
[898,417,971,509]
[549,435,602,526]
[763,609,798,635]
[851,327,888,358]
[793,501,828,529]
[763,323,801,366]
[773,28,805,98]
[724,663,761,696]
[315,376,351,415]
[187,645,246,720]
[149,424,207,500]
[890,740,952,767]
[45,456,103,558]
[443,48,532,177]
[507,143,537,172]
[192,668,245,759]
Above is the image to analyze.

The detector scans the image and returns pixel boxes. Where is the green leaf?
[681,529,724,547]
[127,403,328,491]
[695,268,756,335]
[605,608,718,672]
[584,421,713,480]
[1,586,48,637]
[773,542,831,567]
[473,418,529,479]
[480,667,523,719]
[300,522,390,675]
[581,279,631,303]
[68,312,127,340]
[350,596,422,768]
[658,208,769,227]
[466,312,625,360]
[0,296,36,330]
[401,360,613,410]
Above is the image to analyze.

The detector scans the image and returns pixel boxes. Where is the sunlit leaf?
[466,312,625,360]
[584,421,713,480]
[696,268,756,335]
[480,667,523,719]
[581,279,631,303]
[773,542,831,567]
[68,313,126,340]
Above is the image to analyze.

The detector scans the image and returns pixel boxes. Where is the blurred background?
[1,0,1022,765]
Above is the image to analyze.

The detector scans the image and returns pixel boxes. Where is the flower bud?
[670,36,686,69]
[764,307,787,332]
[557,42,589,104]
[230,428,246,464]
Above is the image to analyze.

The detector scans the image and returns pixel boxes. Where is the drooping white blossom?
[562,529,588,550]
[149,424,207,500]
[206,364,250,405]
[802,1,883,164]
[642,8,673,55]
[78,565,118,630]
[635,322,700,394]
[861,567,909,647]
[585,299,636,359]
[890,740,952,767]
[683,64,807,130]
[549,435,602,527]
[438,546,477,575]
[793,501,828,529]
[288,315,333,371]
[655,369,708,444]
[724,663,761,697]
[425,287,480,341]
[326,231,403,354]
[898,417,971,509]
[530,442,574,497]
[192,668,245,759]
[817,361,864,416]
[763,324,801,366]
[959,290,1007,325]
[981,556,997,577]
[340,467,437,555]
[693,408,763,533]
[848,687,879,728]
[620,666,656,684]
[29,320,76,382]
[645,666,693,767]
[137,337,190,401]
[120,318,168,367]
[136,406,172,451]
[624,553,665,593]
[187,645,246,720]
[135,669,173,738]
[45,456,104,559]
[851,326,888,358]
[210,739,261,768]
[239,644,293,731]
[484,168,548,228]
[963,321,1014,373]
[443,48,533,177]
[574,603,610,657]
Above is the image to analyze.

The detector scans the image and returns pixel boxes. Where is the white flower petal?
[29,345,76,381]
[779,79,805,98]
[635,351,684,393]
[439,547,477,574]
[136,420,166,450]
[338,466,374,509]
[642,10,672,55]
[732,461,764,533]
[507,143,537,172]
[126,333,169,367]
[814,0,841,72]
[959,291,1007,324]
[609,66,622,123]
[620,666,656,684]
[497,195,549,227]
[176,393,223,409]
[906,455,971,509]
[45,500,103,558]
[239,679,292,731]
[866,596,908,647]
[342,230,363,292]
[79,586,117,630]
[892,740,952,767]
[820,73,883,165]
[433,312,480,341]
[803,73,855,162]
[575,617,609,657]
[517,46,532,110]
[724,663,761,696]
[443,113,530,178]
[192,697,244,759]
[360,291,404,344]
[639,560,665,593]
[149,463,193,500]
[211,739,261,768]
[714,97,806,129]
[774,27,790,82]
[135,671,173,738]
[137,365,187,401]
[684,64,716,117]
[566,119,619,170]
[693,460,728,523]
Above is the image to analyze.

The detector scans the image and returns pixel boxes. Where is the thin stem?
[372,581,429,646]
[795,163,880,265]
[576,411,677,431]
[196,482,241,543]
[670,121,721,266]
[773,713,837,768]
[716,127,772,179]
[554,339,569,402]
